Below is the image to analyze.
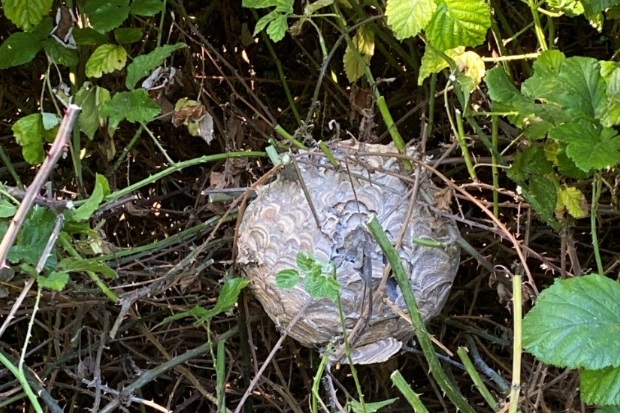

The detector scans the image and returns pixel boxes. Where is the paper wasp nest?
[237,140,459,364]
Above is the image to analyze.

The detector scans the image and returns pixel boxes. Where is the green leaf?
[343,26,374,83]
[0,32,42,69]
[555,57,607,119]
[296,251,317,273]
[37,271,69,291]
[2,0,53,31]
[425,0,491,51]
[196,278,249,322]
[581,366,620,407]
[349,398,398,413]
[12,113,45,164]
[8,207,57,269]
[85,44,127,78]
[557,186,588,219]
[125,43,186,89]
[74,82,111,140]
[31,17,55,40]
[550,120,620,171]
[581,0,617,15]
[304,272,341,302]
[254,10,279,35]
[84,0,131,33]
[41,39,79,67]
[100,89,161,128]
[130,0,164,16]
[0,200,17,218]
[73,28,108,45]
[69,174,110,222]
[523,274,620,370]
[276,269,300,289]
[484,66,521,104]
[507,145,553,185]
[386,0,436,40]
[59,257,117,278]
[419,46,463,85]
[525,177,558,228]
[114,27,143,44]
[243,0,293,10]
[266,14,288,42]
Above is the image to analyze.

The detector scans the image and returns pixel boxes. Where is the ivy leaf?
[386,0,436,40]
[550,120,620,171]
[84,0,131,33]
[37,271,69,291]
[0,32,42,69]
[557,186,588,219]
[276,269,300,289]
[523,274,620,370]
[343,26,375,83]
[12,113,45,164]
[580,366,620,406]
[426,0,491,51]
[2,0,53,31]
[125,43,187,89]
[130,0,164,16]
[100,89,161,129]
[85,44,127,78]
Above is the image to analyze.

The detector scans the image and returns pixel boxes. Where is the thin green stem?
[591,175,604,275]
[454,109,477,181]
[366,217,475,413]
[457,347,499,411]
[391,370,429,412]
[527,0,548,51]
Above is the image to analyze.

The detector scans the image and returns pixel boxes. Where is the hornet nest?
[237,140,460,364]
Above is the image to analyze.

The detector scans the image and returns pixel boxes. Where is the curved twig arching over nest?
[237,140,460,364]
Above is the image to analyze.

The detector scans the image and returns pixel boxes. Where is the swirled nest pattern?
[237,140,460,364]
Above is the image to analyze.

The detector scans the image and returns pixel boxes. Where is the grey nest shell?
[237,140,460,364]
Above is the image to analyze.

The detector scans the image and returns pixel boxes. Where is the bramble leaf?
[100,89,161,129]
[38,271,70,291]
[343,26,375,82]
[580,366,620,406]
[276,269,300,289]
[550,120,620,171]
[426,0,491,51]
[125,43,186,89]
[266,14,288,42]
[85,44,127,78]
[12,113,45,164]
[84,0,130,33]
[130,0,164,16]
[523,274,620,370]
[386,0,436,40]
[2,0,53,31]
[557,186,588,219]
[0,32,41,69]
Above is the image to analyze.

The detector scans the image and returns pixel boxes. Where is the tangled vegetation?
[0,0,619,411]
